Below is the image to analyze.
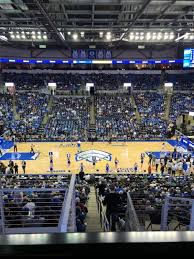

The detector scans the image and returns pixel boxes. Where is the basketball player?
[30,144,35,154]
[50,155,53,173]
[134,162,138,174]
[92,156,96,168]
[67,153,71,167]
[140,153,145,168]
[114,157,119,168]
[77,140,81,152]
[22,160,26,174]
[13,141,17,152]
[80,162,84,172]
[106,163,110,174]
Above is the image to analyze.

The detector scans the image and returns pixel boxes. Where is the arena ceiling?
[0,0,194,46]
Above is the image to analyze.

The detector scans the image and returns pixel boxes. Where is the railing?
[125,192,141,231]
[161,196,194,231]
[95,188,110,232]
[0,174,76,234]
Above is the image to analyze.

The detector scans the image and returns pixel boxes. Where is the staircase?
[42,95,54,125]
[130,94,141,122]
[37,95,53,136]
[86,186,102,232]
[88,95,96,137]
[160,69,166,90]
[164,93,172,121]
[12,95,19,120]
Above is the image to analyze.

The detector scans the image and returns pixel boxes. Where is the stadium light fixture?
[99,32,103,38]
[80,32,84,37]
[146,32,151,40]
[169,33,175,40]
[106,32,111,40]
[16,34,20,39]
[21,34,26,39]
[43,34,47,40]
[37,35,42,40]
[152,34,156,40]
[0,35,8,41]
[67,31,71,35]
[72,33,78,40]
[164,33,169,40]
[157,32,162,40]
[32,35,36,39]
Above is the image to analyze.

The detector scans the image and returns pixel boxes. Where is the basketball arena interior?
[0,0,194,256]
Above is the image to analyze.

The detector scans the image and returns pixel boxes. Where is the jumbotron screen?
[183,48,194,68]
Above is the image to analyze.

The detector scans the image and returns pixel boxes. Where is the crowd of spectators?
[0,93,14,132]
[95,172,194,231]
[165,73,194,90]
[0,174,90,232]
[169,93,194,122]
[96,95,137,140]
[134,92,168,139]
[75,182,90,232]
[1,174,71,228]
[2,72,161,91]
[44,97,89,141]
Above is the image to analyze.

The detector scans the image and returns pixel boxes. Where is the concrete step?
[86,186,102,232]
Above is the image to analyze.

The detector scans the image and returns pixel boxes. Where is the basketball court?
[0,140,175,174]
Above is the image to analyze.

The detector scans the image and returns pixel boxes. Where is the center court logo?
[75,150,112,163]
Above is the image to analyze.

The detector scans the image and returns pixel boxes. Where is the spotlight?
[43,34,47,40]
[80,32,84,37]
[32,31,35,34]
[169,33,174,40]
[37,35,42,40]
[16,34,20,39]
[135,35,139,40]
[32,35,36,39]
[157,32,162,40]
[106,32,111,40]
[10,34,15,39]
[152,34,156,40]
[72,33,78,40]
[184,33,190,40]
[99,32,103,38]
[21,34,26,39]
[146,32,151,40]
[140,35,144,40]
[164,33,169,40]
[37,31,41,34]
[67,31,71,35]
[189,34,194,40]
[129,34,134,40]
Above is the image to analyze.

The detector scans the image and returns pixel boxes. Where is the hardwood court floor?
[5,141,173,174]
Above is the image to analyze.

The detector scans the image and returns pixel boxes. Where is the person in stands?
[103,184,121,231]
